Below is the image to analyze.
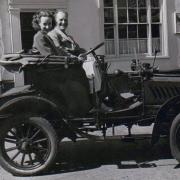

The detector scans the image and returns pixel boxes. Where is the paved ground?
[0,125,180,180]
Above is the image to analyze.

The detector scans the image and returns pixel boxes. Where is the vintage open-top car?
[0,43,180,176]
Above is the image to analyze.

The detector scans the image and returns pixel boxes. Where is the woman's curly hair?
[32,10,54,31]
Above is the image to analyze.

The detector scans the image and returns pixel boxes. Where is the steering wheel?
[83,42,104,56]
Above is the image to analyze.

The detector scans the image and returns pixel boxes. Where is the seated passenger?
[48,10,101,90]
[31,11,92,116]
[48,10,86,57]
[32,11,60,56]
[47,10,111,111]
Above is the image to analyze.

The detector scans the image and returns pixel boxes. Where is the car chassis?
[0,43,180,176]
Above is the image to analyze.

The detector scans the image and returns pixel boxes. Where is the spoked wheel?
[0,116,59,176]
[170,114,180,163]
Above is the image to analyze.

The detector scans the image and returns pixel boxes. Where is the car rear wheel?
[170,114,180,163]
[0,115,59,176]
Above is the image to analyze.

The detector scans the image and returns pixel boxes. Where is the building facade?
[0,0,180,75]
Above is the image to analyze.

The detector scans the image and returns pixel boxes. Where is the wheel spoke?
[34,152,45,164]
[9,129,21,140]
[28,153,34,165]
[32,138,48,144]
[33,146,48,152]
[19,125,25,138]
[26,125,32,138]
[6,135,17,140]
[30,129,41,140]
[4,138,16,144]
[5,146,18,152]
[21,153,26,166]
[11,150,21,161]
[9,129,17,136]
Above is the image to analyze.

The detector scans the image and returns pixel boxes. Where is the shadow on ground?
[40,137,176,176]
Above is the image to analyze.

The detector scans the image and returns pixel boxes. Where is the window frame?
[102,0,168,58]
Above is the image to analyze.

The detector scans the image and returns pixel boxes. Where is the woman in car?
[31,10,92,116]
[47,10,86,57]
[32,10,60,56]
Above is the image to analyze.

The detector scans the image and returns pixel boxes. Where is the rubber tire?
[170,114,180,163]
[0,115,59,176]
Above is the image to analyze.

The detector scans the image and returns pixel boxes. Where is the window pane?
[152,25,161,53]
[139,39,148,53]
[118,9,127,23]
[128,0,137,8]
[138,25,147,38]
[152,38,160,53]
[152,24,160,38]
[104,8,114,23]
[128,39,138,53]
[119,39,128,54]
[119,25,127,38]
[129,9,137,22]
[117,0,127,8]
[128,25,137,38]
[139,9,147,22]
[138,0,146,8]
[104,24,115,54]
[20,12,36,51]
[105,40,115,54]
[104,0,113,7]
[104,24,114,39]
[151,0,159,7]
[151,9,160,22]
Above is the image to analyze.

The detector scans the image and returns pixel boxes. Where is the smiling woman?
[48,10,86,57]
[31,11,59,56]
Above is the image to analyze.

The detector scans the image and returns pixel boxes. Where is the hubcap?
[18,138,33,152]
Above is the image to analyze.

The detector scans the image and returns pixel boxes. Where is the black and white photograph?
[0,0,180,179]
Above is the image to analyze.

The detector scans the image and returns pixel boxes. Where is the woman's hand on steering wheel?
[78,53,87,62]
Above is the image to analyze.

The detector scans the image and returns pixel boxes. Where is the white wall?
[0,0,12,54]
[68,0,104,54]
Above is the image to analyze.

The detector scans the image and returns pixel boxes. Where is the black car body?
[0,43,180,176]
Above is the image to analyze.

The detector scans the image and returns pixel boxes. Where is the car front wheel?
[170,114,180,163]
[0,115,59,176]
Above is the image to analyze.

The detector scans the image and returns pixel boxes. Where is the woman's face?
[55,12,68,31]
[39,16,52,33]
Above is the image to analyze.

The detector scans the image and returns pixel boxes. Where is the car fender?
[0,95,64,118]
[0,95,77,141]
[152,95,180,145]
[0,85,33,98]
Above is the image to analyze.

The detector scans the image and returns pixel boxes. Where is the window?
[174,12,180,34]
[103,0,163,56]
[20,10,55,51]
[20,12,36,51]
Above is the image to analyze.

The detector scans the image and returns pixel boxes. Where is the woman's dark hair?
[32,10,54,31]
